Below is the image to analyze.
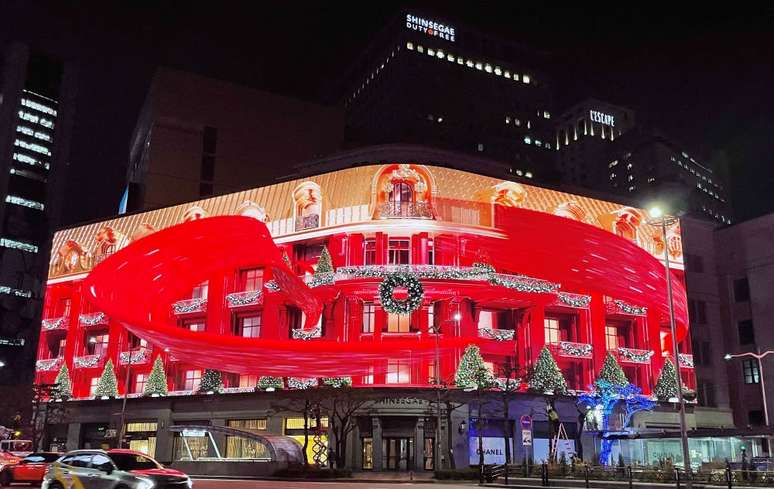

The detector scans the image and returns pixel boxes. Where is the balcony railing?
[295,214,319,231]
[478,327,515,341]
[292,325,322,340]
[554,292,592,308]
[36,357,64,372]
[73,353,103,369]
[378,201,433,219]
[678,353,694,369]
[606,299,648,316]
[79,312,108,327]
[172,298,207,315]
[617,347,654,364]
[225,290,263,308]
[550,341,593,359]
[119,348,150,365]
[41,317,68,332]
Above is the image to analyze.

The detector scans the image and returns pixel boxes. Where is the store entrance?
[383,437,413,471]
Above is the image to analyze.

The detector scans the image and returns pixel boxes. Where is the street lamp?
[647,206,692,482]
[724,350,773,426]
[432,304,461,470]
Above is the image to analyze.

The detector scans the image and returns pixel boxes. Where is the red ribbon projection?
[84,209,688,377]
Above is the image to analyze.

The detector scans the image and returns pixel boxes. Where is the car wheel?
[47,483,64,489]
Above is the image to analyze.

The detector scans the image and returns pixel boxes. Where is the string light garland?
[226,290,262,307]
[42,317,67,330]
[378,272,424,314]
[288,377,318,389]
[558,341,593,358]
[617,347,654,364]
[557,292,591,308]
[79,312,107,326]
[36,357,63,371]
[478,327,515,341]
[172,298,207,314]
[613,300,647,315]
[292,325,322,340]
[258,376,284,390]
[321,377,352,388]
[264,280,280,292]
[74,354,102,369]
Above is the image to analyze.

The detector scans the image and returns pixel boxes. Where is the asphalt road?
[191,479,475,489]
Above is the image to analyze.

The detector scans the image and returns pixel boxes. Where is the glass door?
[383,437,414,471]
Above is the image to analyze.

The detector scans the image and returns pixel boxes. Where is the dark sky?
[2,2,773,225]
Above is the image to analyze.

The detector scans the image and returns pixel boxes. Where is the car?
[0,440,33,457]
[42,449,192,489]
[0,451,20,476]
[0,452,62,486]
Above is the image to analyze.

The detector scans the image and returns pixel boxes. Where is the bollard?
[584,464,590,489]
[627,465,633,489]
[725,467,732,489]
[542,462,549,487]
[675,468,681,489]
[504,464,509,485]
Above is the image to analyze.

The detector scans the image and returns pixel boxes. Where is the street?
[191,479,476,489]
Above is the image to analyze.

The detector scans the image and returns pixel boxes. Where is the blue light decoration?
[577,380,656,466]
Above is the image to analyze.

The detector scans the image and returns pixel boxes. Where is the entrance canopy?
[169,424,304,464]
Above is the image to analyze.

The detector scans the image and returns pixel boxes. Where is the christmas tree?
[94,359,118,398]
[654,358,680,401]
[199,369,223,394]
[257,376,283,390]
[144,356,168,397]
[455,344,494,390]
[315,246,333,274]
[53,364,72,400]
[596,352,628,388]
[529,346,568,395]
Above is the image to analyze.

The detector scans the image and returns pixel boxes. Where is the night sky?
[2,2,773,226]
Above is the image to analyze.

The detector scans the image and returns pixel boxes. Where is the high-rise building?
[0,42,76,384]
[339,11,557,183]
[124,68,345,213]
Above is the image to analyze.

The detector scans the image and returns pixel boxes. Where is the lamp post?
[647,206,692,484]
[433,307,461,470]
[724,349,772,427]
[118,342,137,449]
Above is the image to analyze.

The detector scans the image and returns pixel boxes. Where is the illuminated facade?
[35,161,699,469]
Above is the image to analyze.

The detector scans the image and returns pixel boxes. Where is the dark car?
[42,449,192,489]
[0,451,62,486]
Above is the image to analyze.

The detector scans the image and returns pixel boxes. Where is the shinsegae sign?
[590,110,615,127]
[406,14,456,42]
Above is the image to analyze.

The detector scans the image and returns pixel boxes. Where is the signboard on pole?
[469,437,506,465]
[522,429,533,446]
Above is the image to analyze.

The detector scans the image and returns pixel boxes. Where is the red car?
[0,452,61,486]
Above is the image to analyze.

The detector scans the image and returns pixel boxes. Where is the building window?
[427,305,435,332]
[239,375,258,388]
[234,315,261,338]
[427,239,434,264]
[183,320,205,332]
[749,410,765,426]
[226,419,269,459]
[605,326,619,350]
[86,333,109,356]
[240,268,264,291]
[183,370,202,391]
[192,281,208,300]
[544,318,560,343]
[685,254,704,273]
[388,239,410,265]
[89,377,100,396]
[742,359,760,384]
[386,314,410,333]
[134,373,148,394]
[734,278,750,302]
[738,320,755,345]
[362,367,374,385]
[362,303,375,333]
[698,381,716,407]
[128,333,149,349]
[477,143,484,152]
[364,239,376,265]
[386,359,410,384]
[688,299,707,325]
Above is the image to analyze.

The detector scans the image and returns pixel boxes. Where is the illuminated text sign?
[406,14,455,42]
[590,110,615,127]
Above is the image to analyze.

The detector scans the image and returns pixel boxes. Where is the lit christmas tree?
[529,346,568,395]
[596,352,628,388]
[258,376,284,390]
[315,246,333,274]
[144,356,168,397]
[94,359,118,398]
[654,357,679,401]
[53,364,72,400]
[199,369,223,394]
[455,344,494,390]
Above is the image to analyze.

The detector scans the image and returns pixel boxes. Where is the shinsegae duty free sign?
[406,14,455,42]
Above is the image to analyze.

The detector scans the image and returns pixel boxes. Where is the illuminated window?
[234,315,261,338]
[446,54,454,62]
[183,370,202,391]
[456,57,463,65]
[236,375,256,388]
[387,314,410,333]
[362,303,376,333]
[362,367,374,385]
[89,377,100,396]
[504,70,511,78]
[477,143,484,152]
[543,111,551,119]
[436,49,444,58]
[183,320,205,332]
[465,60,474,67]
[427,305,435,332]
[484,63,493,73]
[240,268,263,291]
[134,373,148,394]
[192,281,208,299]
[416,45,424,53]
[475,62,483,70]
[427,48,435,56]
[743,359,760,384]
[87,333,109,356]
[505,116,511,124]
[522,74,531,84]
[605,326,619,350]
[544,318,560,343]
[128,333,148,349]
[364,239,376,265]
[21,98,57,116]
[523,136,532,145]
[478,311,494,329]
[494,66,502,75]
[427,239,434,264]
[406,42,414,50]
[610,173,616,180]
[286,417,327,430]
[388,239,410,265]
[386,359,411,384]
[514,118,521,126]
[14,139,50,156]
[525,172,533,179]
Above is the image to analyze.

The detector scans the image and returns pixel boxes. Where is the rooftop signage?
[406,14,455,42]
[590,110,615,127]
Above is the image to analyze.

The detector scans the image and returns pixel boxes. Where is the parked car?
[42,449,192,489]
[0,451,19,475]
[0,452,62,486]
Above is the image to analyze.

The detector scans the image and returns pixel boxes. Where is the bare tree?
[319,386,368,469]
[429,379,465,470]
[495,356,523,464]
[29,384,68,451]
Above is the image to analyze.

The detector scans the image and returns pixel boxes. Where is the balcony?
[616,347,654,364]
[678,353,694,369]
[292,325,322,340]
[606,299,648,316]
[41,317,68,332]
[79,312,109,327]
[119,348,150,366]
[73,353,103,369]
[549,341,593,359]
[378,201,433,219]
[36,357,64,372]
[295,214,319,231]
[172,298,207,315]
[554,292,591,308]
[225,290,263,308]
[478,327,515,341]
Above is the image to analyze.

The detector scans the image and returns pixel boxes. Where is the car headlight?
[186,477,193,488]
[136,476,156,489]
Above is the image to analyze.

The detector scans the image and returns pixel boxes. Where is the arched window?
[389,181,414,216]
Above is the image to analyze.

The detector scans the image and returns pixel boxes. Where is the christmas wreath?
[378,272,424,315]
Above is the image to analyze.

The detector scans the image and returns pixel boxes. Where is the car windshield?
[23,453,60,463]
[110,453,161,471]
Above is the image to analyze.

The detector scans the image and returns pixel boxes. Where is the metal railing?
[378,201,433,219]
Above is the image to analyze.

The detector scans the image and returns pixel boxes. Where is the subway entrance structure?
[35,160,704,472]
